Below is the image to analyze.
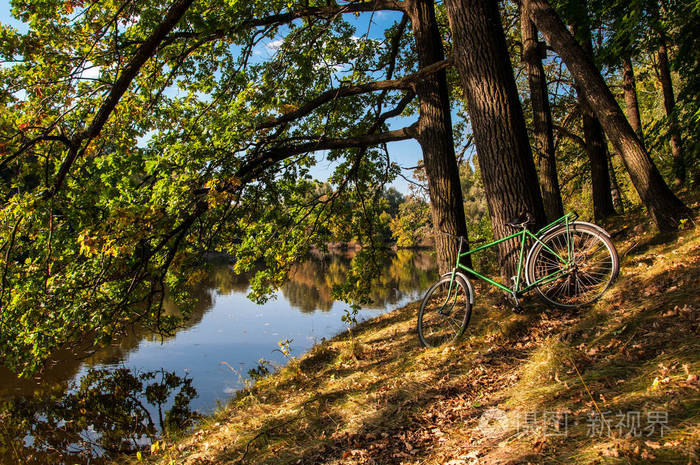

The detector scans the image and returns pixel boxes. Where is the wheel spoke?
[530,226,617,308]
[419,279,470,348]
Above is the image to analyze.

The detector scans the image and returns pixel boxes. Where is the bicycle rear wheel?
[527,223,618,308]
[417,275,472,348]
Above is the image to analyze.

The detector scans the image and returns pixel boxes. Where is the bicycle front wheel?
[527,223,618,308]
[417,275,472,348]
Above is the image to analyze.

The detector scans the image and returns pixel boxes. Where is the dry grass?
[132,202,700,465]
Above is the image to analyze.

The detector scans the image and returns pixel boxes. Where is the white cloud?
[79,61,100,80]
[265,39,284,51]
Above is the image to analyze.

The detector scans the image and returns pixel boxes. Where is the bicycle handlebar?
[437,231,486,245]
[438,230,467,240]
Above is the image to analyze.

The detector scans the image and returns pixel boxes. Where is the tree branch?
[162,0,406,44]
[256,59,449,130]
[552,124,586,149]
[237,123,418,183]
[241,0,406,27]
[0,135,73,171]
[369,91,415,132]
[49,0,195,198]
[385,13,409,81]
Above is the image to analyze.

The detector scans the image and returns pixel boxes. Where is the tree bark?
[407,0,471,273]
[621,55,645,145]
[570,18,616,221]
[656,36,686,186]
[444,0,546,280]
[581,105,617,220]
[522,0,692,231]
[607,148,625,213]
[521,12,564,222]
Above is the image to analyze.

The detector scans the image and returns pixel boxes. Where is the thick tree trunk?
[444,0,546,280]
[523,0,692,231]
[656,37,686,186]
[581,107,617,220]
[521,13,564,222]
[407,0,470,273]
[621,55,645,145]
[571,18,616,221]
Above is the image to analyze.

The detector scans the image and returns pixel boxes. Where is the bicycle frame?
[446,213,578,298]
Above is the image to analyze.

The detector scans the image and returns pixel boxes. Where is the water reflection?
[0,368,198,464]
[283,250,437,313]
[0,249,437,464]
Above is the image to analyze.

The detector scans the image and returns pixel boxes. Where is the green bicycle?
[417,212,619,348]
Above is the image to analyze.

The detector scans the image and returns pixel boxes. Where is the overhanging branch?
[48,0,195,198]
[164,0,407,44]
[0,135,73,171]
[237,123,419,183]
[256,59,450,130]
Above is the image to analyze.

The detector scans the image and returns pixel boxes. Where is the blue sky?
[0,1,23,31]
[0,2,426,193]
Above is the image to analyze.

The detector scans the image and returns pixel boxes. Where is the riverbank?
[137,206,700,465]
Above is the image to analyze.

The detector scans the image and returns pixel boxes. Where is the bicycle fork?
[438,236,465,315]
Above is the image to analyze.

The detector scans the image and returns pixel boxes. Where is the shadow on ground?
[142,205,700,465]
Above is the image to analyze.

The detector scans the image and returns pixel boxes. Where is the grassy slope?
[143,204,700,465]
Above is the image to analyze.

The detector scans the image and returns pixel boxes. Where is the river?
[0,250,437,464]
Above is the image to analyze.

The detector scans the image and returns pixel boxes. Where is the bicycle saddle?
[506,211,535,228]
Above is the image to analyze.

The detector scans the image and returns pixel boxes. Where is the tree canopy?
[0,0,434,373]
[0,0,697,374]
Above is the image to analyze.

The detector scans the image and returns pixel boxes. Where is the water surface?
[0,250,437,464]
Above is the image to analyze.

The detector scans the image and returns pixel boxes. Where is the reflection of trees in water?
[282,257,335,313]
[0,253,436,463]
[205,262,251,295]
[410,249,438,271]
[0,266,237,464]
[365,250,438,309]
[281,250,438,313]
[0,368,198,465]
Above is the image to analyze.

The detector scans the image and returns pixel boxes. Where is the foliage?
[0,0,697,376]
[548,0,699,186]
[459,161,489,235]
[390,194,432,248]
[389,161,489,250]
[0,0,415,374]
[247,358,272,381]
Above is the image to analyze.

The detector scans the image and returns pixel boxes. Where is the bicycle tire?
[417,275,472,348]
[527,223,619,308]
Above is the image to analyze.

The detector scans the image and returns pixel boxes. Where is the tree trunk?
[523,0,692,231]
[656,36,686,186]
[521,12,564,222]
[582,108,617,220]
[407,0,470,273]
[571,18,617,221]
[607,148,625,213]
[444,0,546,280]
[621,55,645,145]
